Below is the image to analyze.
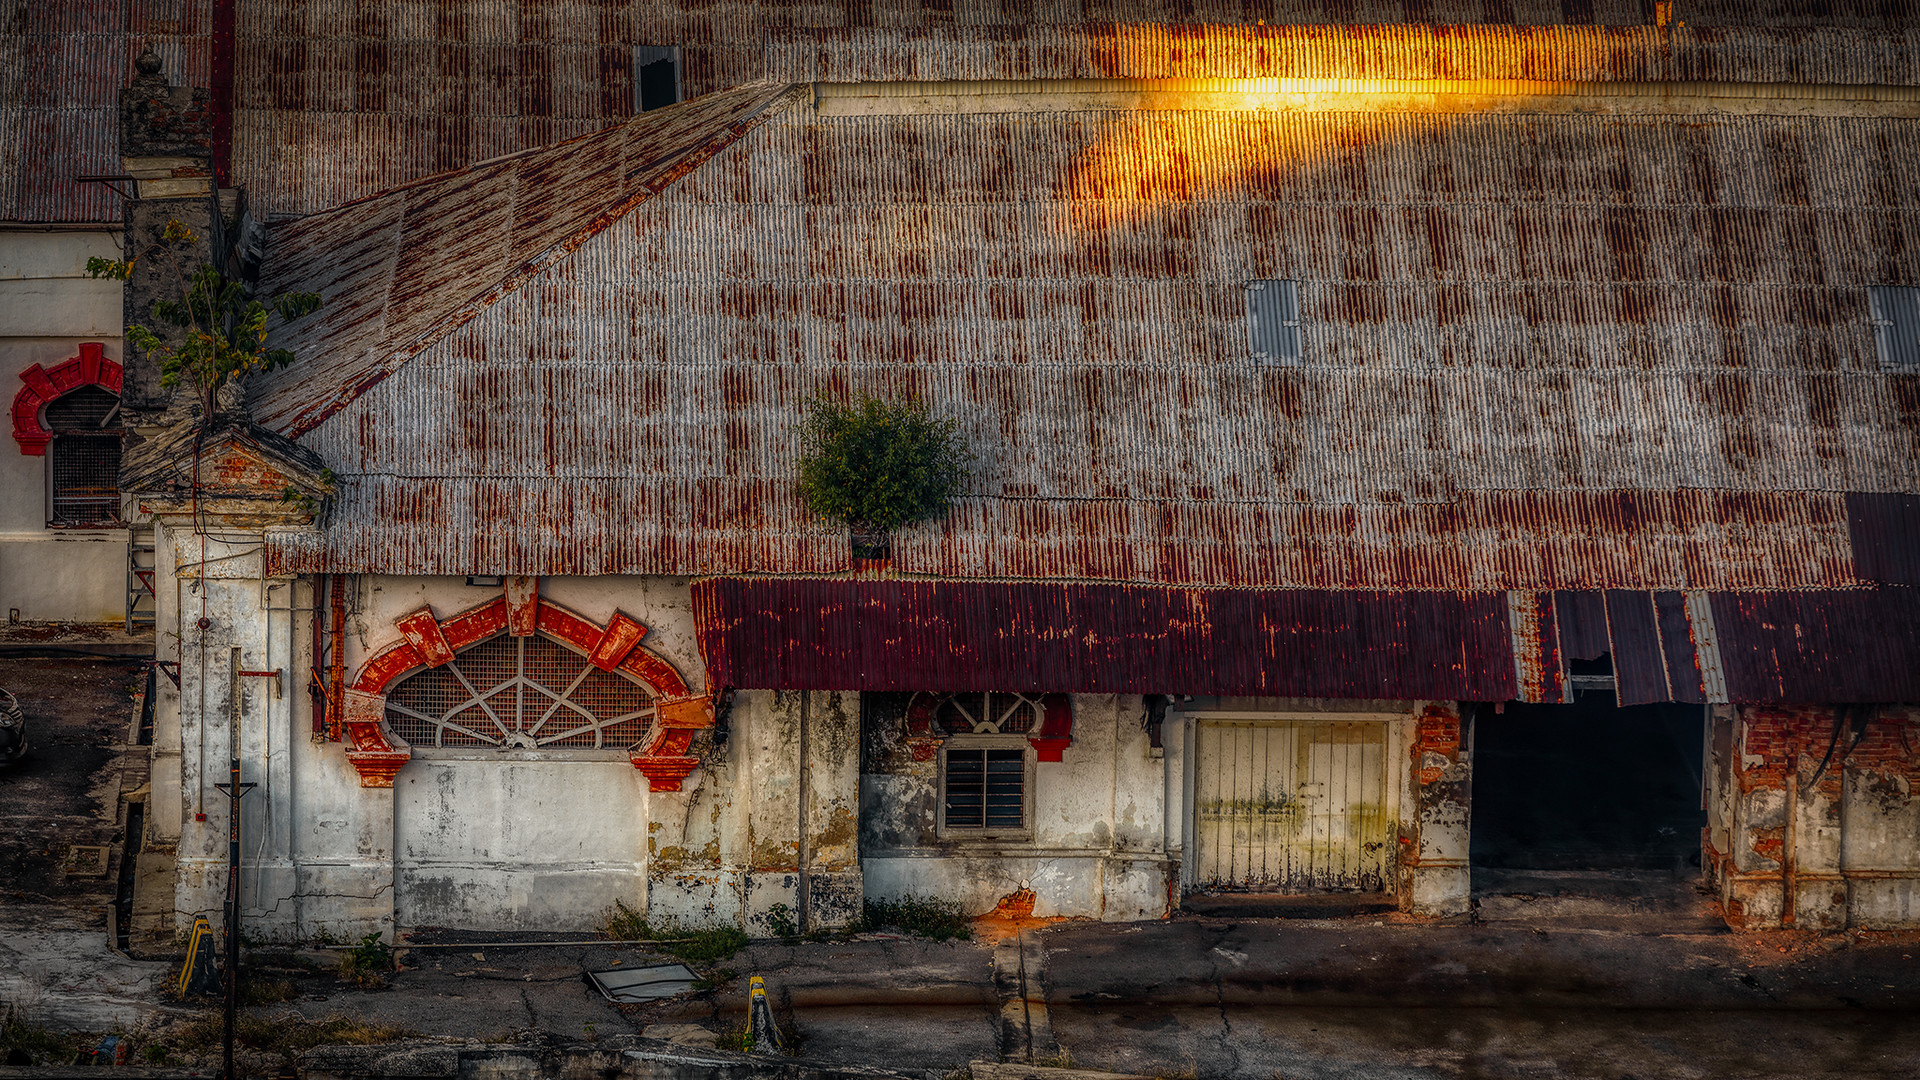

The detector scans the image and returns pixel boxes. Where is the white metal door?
[1191,719,1390,892]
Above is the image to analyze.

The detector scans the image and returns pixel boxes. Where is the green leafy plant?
[764,902,799,940]
[669,926,750,965]
[797,395,972,536]
[88,219,320,417]
[336,932,393,988]
[602,899,655,940]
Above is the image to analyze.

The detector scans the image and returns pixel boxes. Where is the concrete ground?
[2,658,1917,1078]
[186,897,1916,1080]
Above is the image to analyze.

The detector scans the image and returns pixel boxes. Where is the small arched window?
[384,632,655,753]
[45,385,122,527]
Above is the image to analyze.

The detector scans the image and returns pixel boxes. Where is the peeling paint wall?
[861,692,1174,920]
[648,688,863,932]
[0,231,127,624]
[1398,702,1473,916]
[1707,704,1920,929]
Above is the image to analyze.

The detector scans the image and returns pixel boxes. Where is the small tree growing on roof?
[797,394,973,551]
[88,218,321,421]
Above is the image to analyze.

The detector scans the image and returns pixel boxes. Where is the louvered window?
[936,737,1029,834]
[45,385,122,528]
[1246,279,1303,364]
[384,632,655,754]
[1870,286,1920,368]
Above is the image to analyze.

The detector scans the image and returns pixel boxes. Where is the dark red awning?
[693,579,1516,699]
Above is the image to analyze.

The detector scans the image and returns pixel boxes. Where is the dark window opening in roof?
[45,384,122,528]
[1246,279,1302,364]
[1869,286,1920,368]
[634,47,680,112]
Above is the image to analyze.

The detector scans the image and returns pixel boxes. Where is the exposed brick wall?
[1714,704,1920,929]
[1397,701,1471,916]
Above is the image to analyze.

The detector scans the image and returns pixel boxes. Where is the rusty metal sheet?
[13,6,1920,223]
[1709,587,1920,703]
[253,101,1920,587]
[248,81,801,438]
[1848,492,1920,585]
[691,578,1516,700]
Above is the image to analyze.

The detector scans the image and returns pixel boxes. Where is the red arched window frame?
[338,585,713,792]
[11,343,122,456]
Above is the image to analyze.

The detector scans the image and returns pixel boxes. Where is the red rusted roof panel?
[692,578,1517,699]
[1710,587,1920,703]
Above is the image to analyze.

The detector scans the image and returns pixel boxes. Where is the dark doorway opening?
[1470,692,1705,872]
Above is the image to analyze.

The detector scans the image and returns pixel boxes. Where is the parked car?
[0,685,25,764]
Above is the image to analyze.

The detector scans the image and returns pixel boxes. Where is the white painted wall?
[276,574,700,937]
[0,228,127,623]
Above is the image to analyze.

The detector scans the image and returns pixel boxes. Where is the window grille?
[385,632,655,751]
[1869,286,1920,369]
[943,748,1025,831]
[45,385,121,527]
[1246,279,1303,363]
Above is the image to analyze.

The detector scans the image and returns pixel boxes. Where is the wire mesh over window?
[933,692,1040,736]
[384,632,656,752]
[46,385,121,527]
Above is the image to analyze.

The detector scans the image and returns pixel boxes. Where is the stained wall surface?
[0,229,127,623]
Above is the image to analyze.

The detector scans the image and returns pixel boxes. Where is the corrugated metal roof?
[262,103,1919,586]
[691,579,1920,702]
[248,80,800,437]
[1711,587,1920,702]
[9,4,1919,221]
[692,578,1518,699]
[0,0,213,224]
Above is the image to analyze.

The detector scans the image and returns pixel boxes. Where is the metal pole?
[213,647,254,1080]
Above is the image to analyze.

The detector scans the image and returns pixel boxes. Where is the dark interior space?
[1470,690,1706,872]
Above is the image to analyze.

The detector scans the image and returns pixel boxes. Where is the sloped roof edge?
[248,82,805,440]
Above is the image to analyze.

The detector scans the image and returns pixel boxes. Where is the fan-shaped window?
[45,385,121,527]
[932,692,1041,737]
[384,633,655,752]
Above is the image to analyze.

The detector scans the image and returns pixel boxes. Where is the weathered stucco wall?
[861,692,1175,920]
[1707,704,1920,929]
[648,688,863,933]
[0,229,126,624]
[1400,701,1473,916]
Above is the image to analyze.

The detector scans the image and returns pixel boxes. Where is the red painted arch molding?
[12,343,122,455]
[343,587,711,790]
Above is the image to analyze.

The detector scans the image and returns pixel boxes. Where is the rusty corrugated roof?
[693,578,1519,699]
[262,101,1919,587]
[9,3,1920,222]
[247,80,800,437]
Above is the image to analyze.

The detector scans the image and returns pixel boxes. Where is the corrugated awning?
[693,579,1920,705]
[693,579,1517,700]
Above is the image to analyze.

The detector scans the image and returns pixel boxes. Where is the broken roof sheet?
[260,102,1920,587]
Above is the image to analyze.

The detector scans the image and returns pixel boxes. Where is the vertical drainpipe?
[210,0,235,187]
[1784,751,1799,927]
[797,690,811,933]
